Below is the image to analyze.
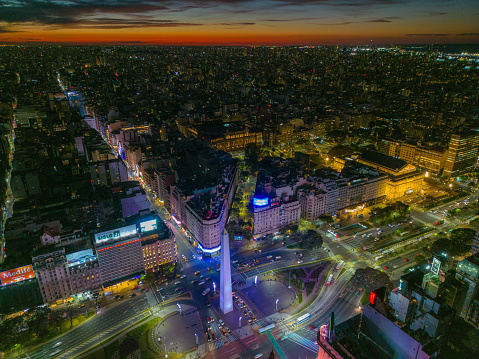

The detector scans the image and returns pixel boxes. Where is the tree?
[244,144,262,173]
[319,215,334,223]
[415,254,426,264]
[142,271,156,284]
[230,207,240,218]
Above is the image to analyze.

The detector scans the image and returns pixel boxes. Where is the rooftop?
[358,150,408,172]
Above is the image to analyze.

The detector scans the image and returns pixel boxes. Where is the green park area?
[0,308,95,355]
[83,317,174,359]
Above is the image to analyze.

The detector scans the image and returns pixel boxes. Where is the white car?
[49,349,61,357]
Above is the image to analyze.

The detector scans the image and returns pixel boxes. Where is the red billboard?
[0,265,35,285]
[369,291,376,305]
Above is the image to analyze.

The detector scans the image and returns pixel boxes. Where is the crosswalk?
[276,321,291,335]
[250,320,264,331]
[286,332,319,353]
[225,334,238,343]
[208,338,224,351]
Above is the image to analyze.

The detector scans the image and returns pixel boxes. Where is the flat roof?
[359,150,408,171]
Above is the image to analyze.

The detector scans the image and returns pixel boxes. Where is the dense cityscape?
[0,44,479,359]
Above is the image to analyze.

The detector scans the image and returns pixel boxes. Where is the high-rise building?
[32,247,101,304]
[169,153,238,256]
[455,255,479,319]
[137,215,177,272]
[443,131,479,178]
[94,224,144,286]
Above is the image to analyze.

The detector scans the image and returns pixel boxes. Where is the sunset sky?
[0,0,478,45]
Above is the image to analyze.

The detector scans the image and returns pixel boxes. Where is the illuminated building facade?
[94,224,144,286]
[253,157,305,238]
[138,215,177,272]
[356,150,423,199]
[379,138,447,175]
[169,155,238,255]
[253,196,301,238]
[443,131,479,179]
[188,120,262,152]
[455,255,479,319]
[32,248,101,304]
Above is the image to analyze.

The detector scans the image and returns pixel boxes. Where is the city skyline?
[0,0,478,45]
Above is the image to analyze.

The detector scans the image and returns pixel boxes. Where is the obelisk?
[220,228,233,313]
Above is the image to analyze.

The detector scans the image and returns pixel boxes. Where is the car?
[180,275,186,279]
[384,266,388,270]
[403,259,408,262]
[309,325,316,330]
[133,286,139,289]
[49,349,61,357]
[297,260,303,264]
[130,293,136,297]
[339,294,343,299]
[219,319,224,325]
[198,281,206,286]
[174,281,181,285]
[52,342,62,348]
[254,353,263,358]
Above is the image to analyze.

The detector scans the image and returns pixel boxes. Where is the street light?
[213,282,216,295]
[177,303,182,315]
[194,333,198,346]
[276,299,279,311]
[255,275,258,286]
[239,317,242,328]
[159,337,168,358]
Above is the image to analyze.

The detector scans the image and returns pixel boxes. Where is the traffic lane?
[238,252,329,276]
[381,247,427,269]
[301,287,360,342]
[28,294,150,358]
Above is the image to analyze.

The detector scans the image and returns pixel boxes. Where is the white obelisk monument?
[220,228,233,313]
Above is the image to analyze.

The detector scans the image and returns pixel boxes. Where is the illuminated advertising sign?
[140,219,157,233]
[431,257,441,275]
[94,224,137,244]
[66,249,95,267]
[253,198,268,207]
[0,265,35,286]
[369,291,376,305]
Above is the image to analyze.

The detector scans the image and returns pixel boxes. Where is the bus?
[326,274,333,285]
[258,323,275,334]
[335,260,344,270]
[296,313,311,325]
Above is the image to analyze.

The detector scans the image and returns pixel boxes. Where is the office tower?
[443,131,479,178]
